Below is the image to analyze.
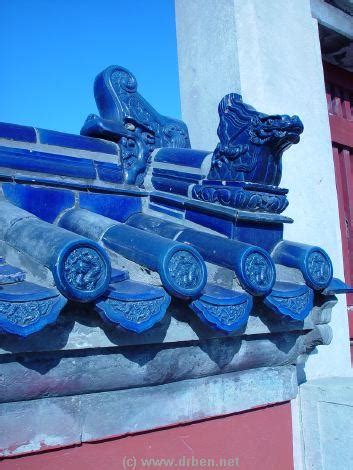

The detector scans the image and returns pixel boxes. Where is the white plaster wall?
[175,0,352,378]
[175,0,241,150]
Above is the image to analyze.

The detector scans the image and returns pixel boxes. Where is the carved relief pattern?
[119,129,156,186]
[105,297,166,324]
[64,248,104,291]
[162,123,190,148]
[208,143,256,180]
[0,298,56,326]
[248,116,300,146]
[110,68,190,184]
[307,251,332,285]
[273,291,311,315]
[192,185,288,213]
[244,253,274,291]
[110,68,137,93]
[202,302,248,326]
[168,251,203,290]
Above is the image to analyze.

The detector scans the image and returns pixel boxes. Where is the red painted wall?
[324,62,353,339]
[1,402,293,470]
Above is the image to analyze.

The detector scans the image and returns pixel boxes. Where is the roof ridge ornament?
[0,64,350,337]
[210,93,304,186]
[81,65,190,185]
[191,94,304,213]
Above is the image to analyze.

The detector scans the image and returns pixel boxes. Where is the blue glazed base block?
[192,182,289,214]
[191,284,252,332]
[148,191,289,250]
[96,280,170,333]
[264,282,314,321]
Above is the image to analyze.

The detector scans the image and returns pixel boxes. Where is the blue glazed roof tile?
[191,284,252,332]
[96,280,170,333]
[0,278,67,337]
[37,128,119,155]
[0,145,97,179]
[0,65,350,339]
[0,122,37,143]
[264,281,314,321]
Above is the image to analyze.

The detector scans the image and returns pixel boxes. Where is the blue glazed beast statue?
[82,65,190,186]
[0,65,350,338]
[208,93,303,185]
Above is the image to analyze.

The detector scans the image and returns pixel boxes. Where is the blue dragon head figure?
[208,94,304,186]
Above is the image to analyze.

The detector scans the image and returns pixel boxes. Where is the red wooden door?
[324,62,353,338]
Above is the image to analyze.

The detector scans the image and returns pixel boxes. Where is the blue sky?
[0,0,181,134]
